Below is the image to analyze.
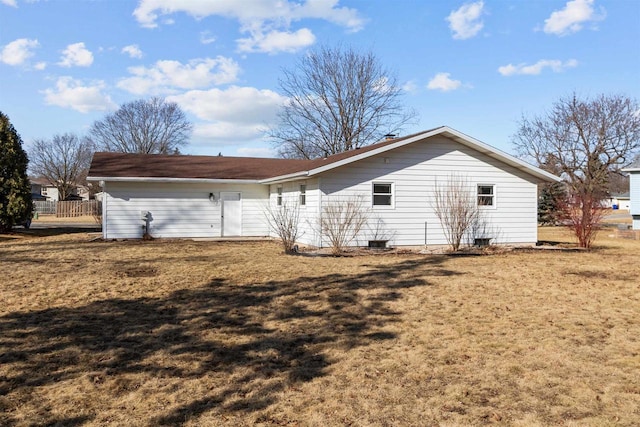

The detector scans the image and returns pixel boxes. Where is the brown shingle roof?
[88,152,314,180]
[88,127,561,184]
[88,129,439,181]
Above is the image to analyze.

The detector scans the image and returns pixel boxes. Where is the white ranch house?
[87,126,560,248]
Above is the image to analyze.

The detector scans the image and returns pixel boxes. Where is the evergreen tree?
[538,182,566,225]
[0,112,32,232]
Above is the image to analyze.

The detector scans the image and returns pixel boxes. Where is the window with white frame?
[299,184,306,206]
[277,186,283,206]
[372,182,393,206]
[477,184,495,207]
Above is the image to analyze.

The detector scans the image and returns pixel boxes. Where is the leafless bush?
[265,200,301,254]
[432,175,482,251]
[320,196,369,254]
[556,193,607,249]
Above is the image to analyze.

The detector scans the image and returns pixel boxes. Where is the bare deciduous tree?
[512,93,640,248]
[88,97,192,154]
[265,200,302,254]
[29,133,94,201]
[320,196,369,254]
[270,45,417,159]
[432,175,482,252]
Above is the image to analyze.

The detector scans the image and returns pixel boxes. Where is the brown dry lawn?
[0,227,638,426]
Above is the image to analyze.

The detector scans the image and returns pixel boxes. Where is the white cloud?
[498,59,578,76]
[167,85,287,142]
[543,0,605,36]
[237,28,315,54]
[121,44,143,58]
[34,61,47,70]
[427,73,463,92]
[0,38,39,66]
[446,1,484,40]
[58,42,93,67]
[133,0,364,53]
[402,80,418,94]
[43,76,116,113]
[200,31,216,44]
[1,0,17,7]
[117,56,241,95]
[168,85,285,122]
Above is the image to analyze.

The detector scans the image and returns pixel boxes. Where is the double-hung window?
[477,184,495,207]
[372,182,393,207]
[276,186,283,206]
[299,184,306,206]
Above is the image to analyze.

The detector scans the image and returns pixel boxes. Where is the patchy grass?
[0,228,639,426]
[32,214,97,224]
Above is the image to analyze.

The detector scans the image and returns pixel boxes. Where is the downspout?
[101,181,107,239]
[317,178,323,248]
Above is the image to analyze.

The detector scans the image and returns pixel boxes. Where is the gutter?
[87,176,261,185]
[259,171,309,184]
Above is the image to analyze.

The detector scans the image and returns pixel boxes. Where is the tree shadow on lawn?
[0,257,453,426]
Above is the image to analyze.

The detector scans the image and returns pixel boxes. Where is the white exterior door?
[221,192,242,236]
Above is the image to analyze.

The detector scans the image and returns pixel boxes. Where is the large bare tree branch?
[88,97,192,154]
[270,45,417,159]
[29,133,94,201]
[512,93,640,247]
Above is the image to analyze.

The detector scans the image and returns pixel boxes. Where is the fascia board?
[86,176,261,185]
[439,127,562,183]
[259,171,309,184]
[306,128,445,176]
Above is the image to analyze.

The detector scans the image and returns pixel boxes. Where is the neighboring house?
[87,126,560,247]
[29,177,90,201]
[608,193,631,211]
[29,179,47,201]
[622,159,640,230]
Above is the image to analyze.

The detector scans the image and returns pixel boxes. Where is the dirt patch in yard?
[0,227,639,426]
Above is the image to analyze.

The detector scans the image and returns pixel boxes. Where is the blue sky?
[1,0,639,158]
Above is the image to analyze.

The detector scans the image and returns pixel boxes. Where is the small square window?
[373,183,392,206]
[299,184,306,206]
[477,185,495,206]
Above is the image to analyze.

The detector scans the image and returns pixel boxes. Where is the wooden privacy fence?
[34,200,102,217]
[56,200,102,217]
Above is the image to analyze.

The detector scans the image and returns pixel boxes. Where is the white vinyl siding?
[102,182,269,239]
[269,179,321,246]
[630,172,640,216]
[630,172,640,230]
[317,136,540,247]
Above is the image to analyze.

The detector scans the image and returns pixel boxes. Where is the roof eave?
[306,128,447,176]
[300,126,561,183]
[87,176,261,185]
[438,127,562,183]
[259,171,309,184]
